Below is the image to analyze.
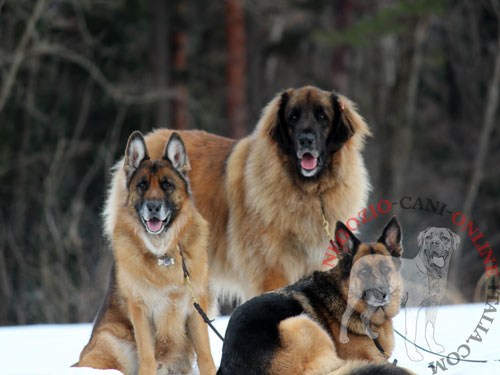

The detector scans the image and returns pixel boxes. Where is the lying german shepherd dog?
[218,217,415,375]
[76,132,216,375]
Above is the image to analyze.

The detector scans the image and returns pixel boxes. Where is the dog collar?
[157,254,175,267]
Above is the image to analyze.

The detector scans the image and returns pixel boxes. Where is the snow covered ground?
[1,304,499,375]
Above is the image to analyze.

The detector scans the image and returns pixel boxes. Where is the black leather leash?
[393,328,500,364]
[178,244,225,342]
[372,337,388,359]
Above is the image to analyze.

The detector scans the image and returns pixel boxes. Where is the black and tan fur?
[76,132,216,375]
[217,217,415,375]
[105,86,371,302]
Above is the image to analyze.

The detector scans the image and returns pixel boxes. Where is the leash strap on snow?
[178,244,225,342]
[193,301,225,342]
[393,328,497,363]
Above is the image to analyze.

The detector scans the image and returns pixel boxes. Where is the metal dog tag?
[157,255,175,267]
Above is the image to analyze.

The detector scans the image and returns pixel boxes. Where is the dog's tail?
[329,360,416,375]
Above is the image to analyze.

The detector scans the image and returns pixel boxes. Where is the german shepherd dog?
[217,217,415,375]
[105,86,371,302]
[76,132,216,375]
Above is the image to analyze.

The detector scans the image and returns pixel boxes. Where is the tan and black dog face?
[271,86,354,179]
[417,227,460,270]
[335,217,403,308]
[124,131,191,235]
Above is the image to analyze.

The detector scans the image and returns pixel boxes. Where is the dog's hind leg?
[270,315,344,375]
[76,352,119,372]
[75,330,137,375]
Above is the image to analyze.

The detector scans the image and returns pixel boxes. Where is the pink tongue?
[147,219,163,232]
[301,154,318,170]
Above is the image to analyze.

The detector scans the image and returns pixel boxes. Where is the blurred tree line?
[0,0,499,325]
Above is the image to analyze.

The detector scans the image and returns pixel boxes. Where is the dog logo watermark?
[401,227,460,362]
[324,196,499,373]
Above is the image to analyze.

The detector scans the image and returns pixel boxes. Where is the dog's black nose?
[298,133,315,149]
[363,288,390,307]
[372,289,386,301]
[146,201,162,213]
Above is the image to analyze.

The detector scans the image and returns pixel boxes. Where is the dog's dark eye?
[316,109,327,121]
[289,110,300,123]
[161,180,174,191]
[440,236,449,242]
[137,180,148,191]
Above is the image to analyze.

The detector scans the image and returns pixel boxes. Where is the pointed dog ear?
[124,131,149,181]
[378,216,403,257]
[163,132,190,175]
[328,92,371,154]
[447,228,461,250]
[335,221,360,257]
[271,90,294,153]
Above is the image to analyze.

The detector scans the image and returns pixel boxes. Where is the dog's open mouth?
[146,218,164,233]
[141,213,171,235]
[300,152,318,171]
[431,255,445,268]
[298,151,320,177]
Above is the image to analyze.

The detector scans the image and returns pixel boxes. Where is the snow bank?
[1,305,498,374]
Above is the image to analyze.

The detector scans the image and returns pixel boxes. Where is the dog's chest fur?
[121,273,191,320]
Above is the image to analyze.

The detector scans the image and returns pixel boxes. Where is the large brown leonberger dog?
[105,86,371,302]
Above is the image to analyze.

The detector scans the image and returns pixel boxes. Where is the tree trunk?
[0,0,47,114]
[390,18,429,199]
[378,19,428,201]
[150,0,170,127]
[225,0,248,138]
[331,0,353,94]
[449,4,500,283]
[170,0,188,130]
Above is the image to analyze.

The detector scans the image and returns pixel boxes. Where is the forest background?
[0,0,499,325]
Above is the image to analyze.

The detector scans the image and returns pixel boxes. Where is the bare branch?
[0,0,47,113]
[461,14,500,220]
[30,43,180,105]
[451,2,500,281]
[71,0,96,46]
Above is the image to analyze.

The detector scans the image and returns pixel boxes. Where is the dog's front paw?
[339,330,350,344]
[429,342,445,353]
[406,349,424,362]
